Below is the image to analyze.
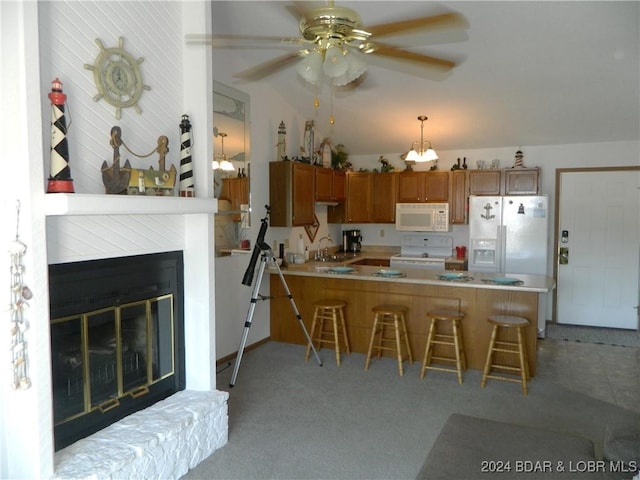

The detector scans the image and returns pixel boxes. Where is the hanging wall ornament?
[179,114,195,197]
[9,200,32,390]
[47,78,75,193]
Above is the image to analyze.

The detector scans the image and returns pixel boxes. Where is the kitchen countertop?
[279,254,555,293]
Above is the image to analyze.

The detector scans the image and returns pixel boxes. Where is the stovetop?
[397,234,453,261]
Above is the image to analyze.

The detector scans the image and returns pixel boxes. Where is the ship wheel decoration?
[84,37,151,119]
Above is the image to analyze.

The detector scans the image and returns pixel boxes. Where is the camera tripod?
[230,208,322,387]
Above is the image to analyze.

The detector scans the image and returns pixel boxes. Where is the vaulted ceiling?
[209,1,639,155]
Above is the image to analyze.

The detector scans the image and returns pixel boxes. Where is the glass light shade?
[297,50,323,84]
[406,143,438,162]
[333,50,367,86]
[323,45,348,78]
[219,159,235,171]
[212,160,220,170]
[405,147,420,162]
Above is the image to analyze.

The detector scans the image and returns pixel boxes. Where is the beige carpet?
[182,341,638,480]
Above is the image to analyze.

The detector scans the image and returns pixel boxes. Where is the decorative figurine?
[303,120,315,164]
[101,126,176,195]
[277,121,286,161]
[179,114,195,197]
[47,78,74,193]
[514,150,525,168]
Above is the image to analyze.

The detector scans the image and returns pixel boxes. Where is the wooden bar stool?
[305,300,350,366]
[421,309,467,384]
[480,315,531,395]
[365,304,413,376]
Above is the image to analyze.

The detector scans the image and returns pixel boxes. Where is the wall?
[0,2,215,478]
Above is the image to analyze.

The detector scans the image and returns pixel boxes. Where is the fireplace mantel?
[44,193,218,216]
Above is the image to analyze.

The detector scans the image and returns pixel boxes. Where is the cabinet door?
[315,167,333,202]
[397,172,424,202]
[449,170,468,224]
[332,170,346,202]
[346,172,372,223]
[425,171,449,202]
[372,173,397,223]
[469,170,501,195]
[292,163,316,225]
[503,168,539,194]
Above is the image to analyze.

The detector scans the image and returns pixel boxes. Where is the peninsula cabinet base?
[270,275,538,375]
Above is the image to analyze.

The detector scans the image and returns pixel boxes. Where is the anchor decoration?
[101,126,176,195]
[481,202,495,220]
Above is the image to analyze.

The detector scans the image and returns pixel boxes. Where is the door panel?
[556,170,639,329]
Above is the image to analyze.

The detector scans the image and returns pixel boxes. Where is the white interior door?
[557,170,640,329]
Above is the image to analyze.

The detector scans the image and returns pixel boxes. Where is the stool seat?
[421,310,467,384]
[305,299,349,366]
[488,315,529,328]
[481,315,530,394]
[365,304,412,376]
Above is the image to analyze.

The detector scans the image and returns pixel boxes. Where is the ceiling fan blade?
[368,43,456,71]
[233,52,303,81]
[367,12,468,38]
[186,33,305,48]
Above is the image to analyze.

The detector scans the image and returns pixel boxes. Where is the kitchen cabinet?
[469,168,540,195]
[503,168,540,195]
[328,172,372,223]
[219,176,249,222]
[397,171,449,203]
[372,173,397,223]
[315,167,346,203]
[269,161,315,227]
[468,170,501,195]
[449,170,468,224]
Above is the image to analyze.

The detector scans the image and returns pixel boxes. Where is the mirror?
[213,81,251,256]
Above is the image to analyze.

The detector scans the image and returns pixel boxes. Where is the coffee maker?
[342,229,362,253]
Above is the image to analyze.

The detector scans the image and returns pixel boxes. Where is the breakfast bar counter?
[269,262,555,375]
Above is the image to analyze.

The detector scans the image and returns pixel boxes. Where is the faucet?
[317,235,333,259]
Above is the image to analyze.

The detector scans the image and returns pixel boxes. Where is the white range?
[390,235,453,270]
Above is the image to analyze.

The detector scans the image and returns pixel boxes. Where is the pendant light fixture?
[212,132,235,171]
[406,115,438,162]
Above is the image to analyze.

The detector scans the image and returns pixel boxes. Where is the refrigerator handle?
[501,225,507,272]
[495,225,502,272]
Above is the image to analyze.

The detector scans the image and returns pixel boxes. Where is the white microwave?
[395,203,450,232]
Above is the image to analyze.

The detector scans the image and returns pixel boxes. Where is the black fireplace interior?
[49,251,185,451]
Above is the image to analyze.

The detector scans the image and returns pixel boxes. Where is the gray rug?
[546,324,640,347]
[182,342,639,480]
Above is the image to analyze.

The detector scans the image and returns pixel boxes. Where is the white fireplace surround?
[46,194,225,478]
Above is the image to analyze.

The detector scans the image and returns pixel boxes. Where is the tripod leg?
[230,258,267,387]
[274,263,323,367]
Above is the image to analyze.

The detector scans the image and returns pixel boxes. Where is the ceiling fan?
[186,1,469,87]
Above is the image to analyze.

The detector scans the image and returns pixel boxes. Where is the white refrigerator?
[468,195,550,336]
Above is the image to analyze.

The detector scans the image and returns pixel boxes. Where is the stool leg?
[305,308,320,361]
[393,315,404,376]
[331,308,341,366]
[458,320,468,371]
[452,320,464,384]
[481,325,499,388]
[376,316,385,360]
[339,307,350,355]
[516,327,528,395]
[364,314,379,371]
[421,318,437,379]
[400,313,413,364]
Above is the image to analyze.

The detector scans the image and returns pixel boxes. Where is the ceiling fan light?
[323,45,348,78]
[297,50,323,84]
[346,51,367,81]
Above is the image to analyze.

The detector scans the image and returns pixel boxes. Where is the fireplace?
[48,251,185,451]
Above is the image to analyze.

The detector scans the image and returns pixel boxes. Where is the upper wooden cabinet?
[315,167,346,203]
[219,176,249,222]
[449,170,468,224]
[503,168,540,195]
[269,161,315,227]
[372,173,397,223]
[345,172,373,223]
[468,168,540,195]
[397,171,449,203]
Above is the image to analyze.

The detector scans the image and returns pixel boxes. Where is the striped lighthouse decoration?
[179,114,195,197]
[47,78,74,193]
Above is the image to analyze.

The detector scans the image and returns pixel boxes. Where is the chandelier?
[406,115,438,162]
[212,132,234,171]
